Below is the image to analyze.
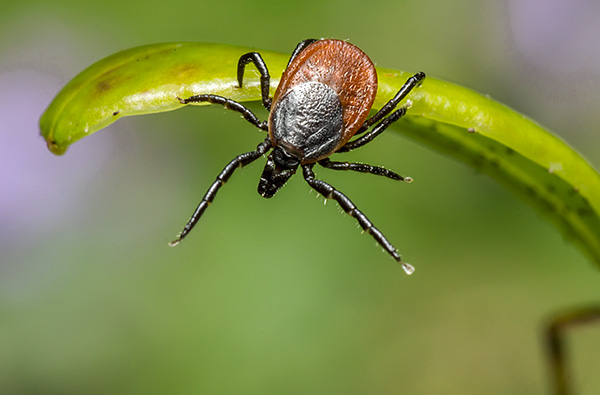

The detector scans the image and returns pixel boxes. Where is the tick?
[170,39,425,275]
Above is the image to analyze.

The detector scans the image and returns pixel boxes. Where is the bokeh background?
[2,0,600,394]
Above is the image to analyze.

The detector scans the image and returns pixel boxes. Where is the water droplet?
[402,262,415,275]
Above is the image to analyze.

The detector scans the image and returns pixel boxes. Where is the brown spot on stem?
[97,80,110,91]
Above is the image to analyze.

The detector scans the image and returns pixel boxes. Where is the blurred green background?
[1,0,600,394]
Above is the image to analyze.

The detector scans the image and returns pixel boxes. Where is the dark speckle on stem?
[97,81,110,91]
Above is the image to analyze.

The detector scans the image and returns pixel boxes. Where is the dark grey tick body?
[271,81,344,162]
[171,39,425,275]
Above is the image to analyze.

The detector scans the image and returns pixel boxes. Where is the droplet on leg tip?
[402,262,415,275]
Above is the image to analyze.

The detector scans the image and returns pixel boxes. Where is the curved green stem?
[39,42,600,267]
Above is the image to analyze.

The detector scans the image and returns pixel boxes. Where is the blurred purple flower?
[508,0,600,73]
[0,69,114,249]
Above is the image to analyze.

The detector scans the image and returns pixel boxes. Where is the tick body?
[270,40,376,163]
[171,39,425,275]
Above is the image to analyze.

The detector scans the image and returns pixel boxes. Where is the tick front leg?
[169,138,272,246]
[302,164,414,275]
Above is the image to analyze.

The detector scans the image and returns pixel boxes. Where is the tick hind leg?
[178,94,268,131]
[338,72,426,153]
[237,52,272,110]
[302,164,414,275]
[317,158,412,183]
[169,138,272,246]
[360,71,426,133]
[287,39,318,67]
[337,107,408,153]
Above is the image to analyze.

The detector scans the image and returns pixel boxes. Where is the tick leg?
[287,39,318,67]
[356,72,426,136]
[302,164,414,275]
[169,138,272,246]
[178,94,268,131]
[337,107,407,153]
[237,52,272,110]
[317,158,412,182]
[339,72,426,149]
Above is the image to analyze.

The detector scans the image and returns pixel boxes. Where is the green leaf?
[39,42,600,267]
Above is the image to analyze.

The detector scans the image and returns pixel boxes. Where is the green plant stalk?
[39,42,600,267]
